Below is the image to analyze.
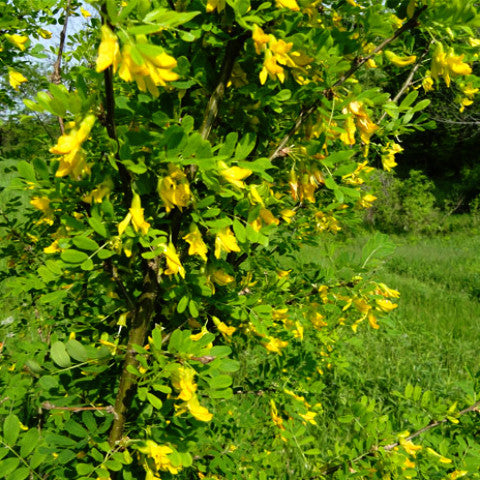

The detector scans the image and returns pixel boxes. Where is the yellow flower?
[186,395,213,422]
[359,193,377,209]
[213,316,236,336]
[340,115,356,145]
[95,26,121,73]
[368,312,379,329]
[431,44,472,87]
[211,269,235,285]
[422,74,434,92]
[252,26,270,55]
[183,227,208,261]
[275,0,300,11]
[260,51,285,84]
[163,243,185,278]
[158,165,191,212]
[381,142,403,172]
[343,101,378,144]
[206,0,226,13]
[38,29,52,39]
[376,298,398,312]
[449,471,468,479]
[8,70,27,90]
[171,366,197,401]
[5,34,28,51]
[118,44,179,97]
[219,161,252,188]
[299,411,317,424]
[270,400,285,429]
[264,336,288,353]
[82,178,113,204]
[50,115,95,178]
[44,240,61,254]
[400,439,422,457]
[80,7,91,18]
[118,193,150,236]
[214,227,241,258]
[385,50,417,67]
[280,208,296,223]
[138,441,180,474]
[30,197,50,212]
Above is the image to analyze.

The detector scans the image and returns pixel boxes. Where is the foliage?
[1,0,480,479]
[367,169,440,234]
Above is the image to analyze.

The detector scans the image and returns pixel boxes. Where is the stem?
[269,6,428,161]
[188,33,247,180]
[108,264,159,446]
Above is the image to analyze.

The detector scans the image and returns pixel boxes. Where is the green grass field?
[339,226,480,409]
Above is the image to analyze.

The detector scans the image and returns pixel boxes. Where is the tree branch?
[269,6,428,161]
[108,264,159,446]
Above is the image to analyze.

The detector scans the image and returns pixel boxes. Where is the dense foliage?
[1,0,480,479]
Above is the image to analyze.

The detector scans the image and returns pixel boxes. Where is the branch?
[51,0,72,134]
[187,33,248,180]
[100,11,133,207]
[269,6,428,161]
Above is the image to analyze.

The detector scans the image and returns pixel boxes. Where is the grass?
[338,227,480,408]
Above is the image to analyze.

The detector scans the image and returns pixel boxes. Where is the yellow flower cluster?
[381,142,403,172]
[171,366,213,422]
[49,115,95,178]
[157,164,191,212]
[8,69,27,90]
[96,26,179,97]
[5,34,28,51]
[341,101,378,145]
[118,193,151,236]
[458,83,479,113]
[252,26,312,85]
[138,441,181,478]
[431,43,472,87]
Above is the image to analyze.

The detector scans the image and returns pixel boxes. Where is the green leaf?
[72,237,100,251]
[208,374,232,389]
[6,467,29,480]
[177,296,189,314]
[233,218,246,243]
[19,428,39,457]
[88,217,108,238]
[146,393,163,409]
[61,249,89,264]
[235,132,256,159]
[0,458,20,478]
[142,8,200,26]
[3,414,20,445]
[17,161,36,182]
[66,339,89,362]
[80,258,94,271]
[38,290,68,305]
[50,341,71,368]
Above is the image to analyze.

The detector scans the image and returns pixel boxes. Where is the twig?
[269,6,428,161]
[41,401,117,418]
[51,0,72,134]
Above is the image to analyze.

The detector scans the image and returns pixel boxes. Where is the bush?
[367,169,440,234]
